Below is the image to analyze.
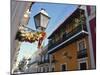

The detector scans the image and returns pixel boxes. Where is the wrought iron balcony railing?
[77,48,87,59]
[48,24,87,50]
[44,59,50,63]
[37,61,44,65]
[37,59,49,65]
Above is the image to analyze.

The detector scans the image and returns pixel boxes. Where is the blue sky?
[17,2,78,61]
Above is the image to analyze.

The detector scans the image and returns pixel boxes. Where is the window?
[43,67,45,72]
[78,58,88,70]
[78,40,86,51]
[51,65,55,72]
[38,67,41,72]
[79,62,87,70]
[55,34,59,42]
[74,18,80,27]
[63,32,67,38]
[66,25,69,33]
[52,37,55,44]
[77,39,87,58]
[51,67,54,72]
[40,67,43,72]
[61,64,66,71]
[37,67,41,73]
[46,67,49,72]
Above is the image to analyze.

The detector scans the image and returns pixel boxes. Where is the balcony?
[37,61,44,65]
[77,48,88,59]
[37,59,49,65]
[44,59,50,63]
[48,24,88,52]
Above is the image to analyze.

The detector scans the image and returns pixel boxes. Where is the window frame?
[77,39,87,51]
[51,64,55,72]
[60,63,67,71]
[77,57,88,70]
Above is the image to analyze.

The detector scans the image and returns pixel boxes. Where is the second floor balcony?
[48,24,88,53]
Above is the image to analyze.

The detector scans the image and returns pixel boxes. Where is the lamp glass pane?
[41,14,50,28]
[34,14,40,29]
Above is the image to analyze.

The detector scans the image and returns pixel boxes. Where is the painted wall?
[11,0,32,73]
[51,36,91,71]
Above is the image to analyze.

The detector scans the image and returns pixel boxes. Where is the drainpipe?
[83,6,95,69]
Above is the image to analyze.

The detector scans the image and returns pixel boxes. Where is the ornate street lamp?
[34,8,50,48]
[15,8,50,48]
[34,8,50,31]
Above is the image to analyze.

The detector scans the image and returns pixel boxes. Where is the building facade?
[26,51,39,73]
[11,4,96,73]
[11,0,33,73]
[37,45,50,73]
[47,6,96,72]
[26,45,50,73]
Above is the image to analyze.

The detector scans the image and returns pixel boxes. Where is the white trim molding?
[77,38,87,51]
[77,57,88,70]
[60,63,67,71]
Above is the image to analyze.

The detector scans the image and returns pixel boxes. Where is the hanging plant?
[15,30,46,48]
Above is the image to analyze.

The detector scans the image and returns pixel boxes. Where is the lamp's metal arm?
[21,25,36,32]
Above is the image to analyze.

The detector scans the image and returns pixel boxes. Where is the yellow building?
[47,7,94,72]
